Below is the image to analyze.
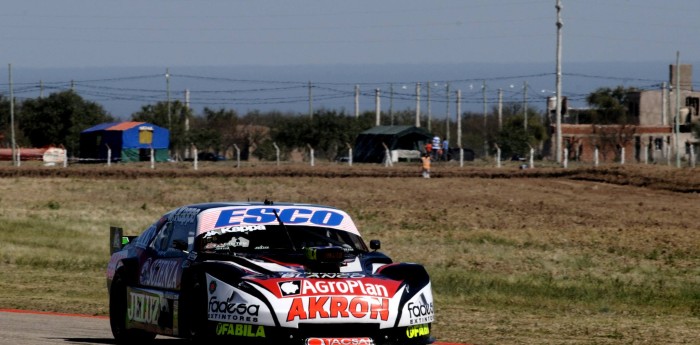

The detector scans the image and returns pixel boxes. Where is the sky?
[2,0,699,68]
[1,0,700,117]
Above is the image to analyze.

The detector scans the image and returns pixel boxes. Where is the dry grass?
[0,162,699,344]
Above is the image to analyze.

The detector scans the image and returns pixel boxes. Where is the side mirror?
[369,240,381,251]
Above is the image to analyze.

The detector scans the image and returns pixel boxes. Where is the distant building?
[553,64,697,163]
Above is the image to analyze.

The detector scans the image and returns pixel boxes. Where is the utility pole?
[9,64,16,167]
[389,83,394,125]
[415,83,421,127]
[166,68,171,131]
[498,88,503,131]
[661,82,667,126]
[555,0,563,163]
[456,89,462,148]
[354,84,360,118]
[427,82,432,131]
[184,89,191,160]
[482,80,488,157]
[445,83,450,142]
[308,81,313,119]
[523,81,529,130]
[375,88,381,126]
[675,51,681,168]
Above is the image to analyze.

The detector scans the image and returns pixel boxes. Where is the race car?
[106,201,435,344]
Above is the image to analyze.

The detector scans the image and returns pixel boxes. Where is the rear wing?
[109,226,137,254]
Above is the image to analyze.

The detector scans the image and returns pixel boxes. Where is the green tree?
[583,86,640,161]
[585,86,638,124]
[19,91,113,156]
[189,107,239,155]
[269,109,373,161]
[495,110,548,159]
[0,95,28,147]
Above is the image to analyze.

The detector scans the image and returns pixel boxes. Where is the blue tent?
[80,122,170,162]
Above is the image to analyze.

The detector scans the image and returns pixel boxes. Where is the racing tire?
[183,274,211,341]
[109,272,157,343]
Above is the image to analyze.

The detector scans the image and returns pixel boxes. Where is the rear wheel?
[109,272,157,343]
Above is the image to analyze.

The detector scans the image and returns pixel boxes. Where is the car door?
[139,219,188,291]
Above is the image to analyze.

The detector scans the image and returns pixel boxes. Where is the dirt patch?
[2,163,700,192]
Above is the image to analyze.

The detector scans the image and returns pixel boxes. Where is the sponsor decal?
[286,296,389,322]
[280,272,365,279]
[171,207,199,224]
[406,294,434,325]
[229,237,249,247]
[406,324,430,338]
[127,291,161,325]
[306,337,374,345]
[205,237,250,251]
[139,258,181,289]
[209,292,260,323]
[276,280,389,298]
[214,208,344,228]
[215,323,266,338]
[279,281,301,296]
[209,280,217,294]
[203,225,266,238]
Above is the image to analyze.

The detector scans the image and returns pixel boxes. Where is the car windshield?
[196,224,368,255]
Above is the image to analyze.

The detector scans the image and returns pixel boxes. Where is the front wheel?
[109,272,157,343]
[182,273,211,340]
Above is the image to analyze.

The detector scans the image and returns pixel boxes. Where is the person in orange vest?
[421,153,431,178]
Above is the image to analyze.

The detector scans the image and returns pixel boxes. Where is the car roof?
[181,201,341,211]
[170,202,361,237]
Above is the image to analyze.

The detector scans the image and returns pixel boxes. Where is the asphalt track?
[0,310,464,345]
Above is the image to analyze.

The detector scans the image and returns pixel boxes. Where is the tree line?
[0,87,649,162]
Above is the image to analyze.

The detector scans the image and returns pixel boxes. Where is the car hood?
[203,256,434,329]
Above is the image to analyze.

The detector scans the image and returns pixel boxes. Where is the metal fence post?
[106,144,112,167]
[273,142,280,166]
[233,144,241,168]
[620,147,625,165]
[307,144,314,167]
[382,143,392,167]
[193,146,198,171]
[594,147,599,167]
[494,144,501,168]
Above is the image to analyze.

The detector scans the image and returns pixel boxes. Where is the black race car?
[107,201,435,344]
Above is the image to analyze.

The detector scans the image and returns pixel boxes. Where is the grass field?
[0,162,698,344]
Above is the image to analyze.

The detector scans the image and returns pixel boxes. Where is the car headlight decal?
[397,283,434,327]
[206,273,276,326]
